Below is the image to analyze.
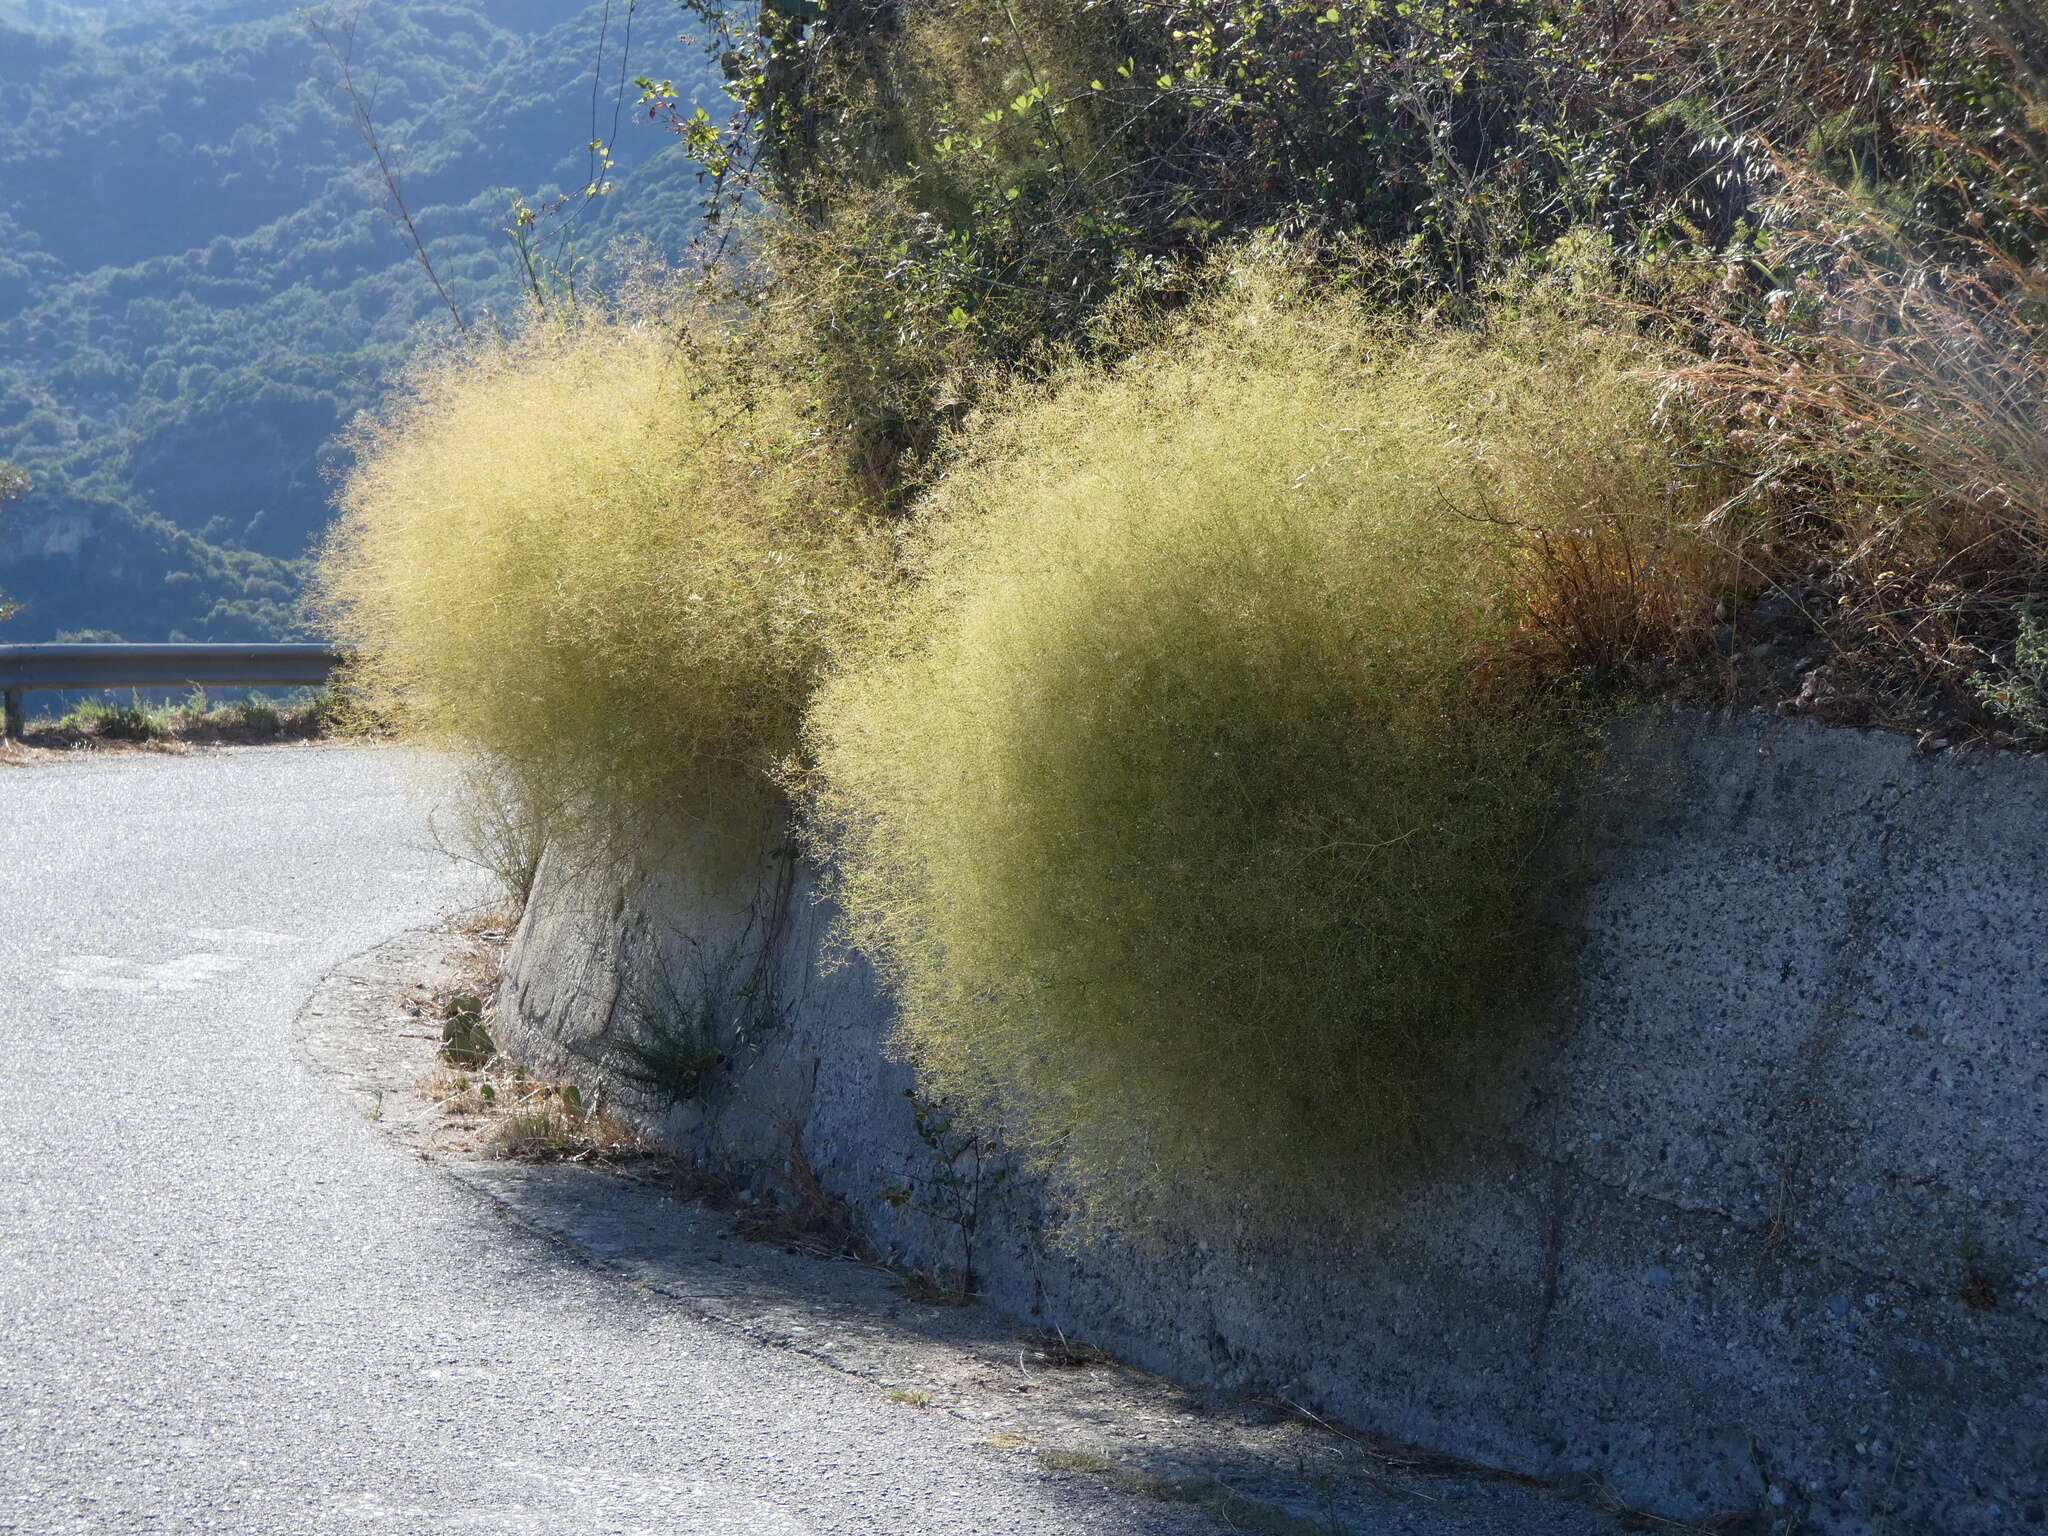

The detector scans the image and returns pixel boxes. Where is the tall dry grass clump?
[801,269,1696,1222]
[313,298,878,862]
[1665,166,2048,718]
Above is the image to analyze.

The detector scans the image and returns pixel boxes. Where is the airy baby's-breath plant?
[313,295,882,873]
[801,273,1673,1227]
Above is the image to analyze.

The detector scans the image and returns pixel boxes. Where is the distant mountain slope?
[0,0,719,640]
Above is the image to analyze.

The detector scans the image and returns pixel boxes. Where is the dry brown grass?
[407,925,643,1164]
[417,1063,644,1163]
[1656,159,2048,730]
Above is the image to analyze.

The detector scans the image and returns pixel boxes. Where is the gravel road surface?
[0,747,1230,1536]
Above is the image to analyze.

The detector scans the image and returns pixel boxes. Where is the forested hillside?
[0,0,719,640]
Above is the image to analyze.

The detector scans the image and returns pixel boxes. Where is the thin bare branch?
[305,4,467,337]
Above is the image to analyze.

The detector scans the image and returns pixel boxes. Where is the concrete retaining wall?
[494,709,2048,1533]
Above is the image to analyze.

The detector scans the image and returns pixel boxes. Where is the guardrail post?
[3,687,20,741]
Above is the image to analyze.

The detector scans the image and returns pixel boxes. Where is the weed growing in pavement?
[233,697,281,733]
[1967,602,2048,741]
[65,696,158,740]
[416,965,637,1165]
[420,1064,642,1164]
[878,1087,1004,1303]
[437,991,496,1069]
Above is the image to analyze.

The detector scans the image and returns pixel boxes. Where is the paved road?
[0,747,1222,1536]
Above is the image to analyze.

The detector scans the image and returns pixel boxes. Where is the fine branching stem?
[307,6,468,337]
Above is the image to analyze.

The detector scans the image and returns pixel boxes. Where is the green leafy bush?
[801,272,1669,1220]
[1970,601,2048,739]
[312,298,881,861]
[654,1,2042,726]
[61,696,160,741]
[667,0,2043,506]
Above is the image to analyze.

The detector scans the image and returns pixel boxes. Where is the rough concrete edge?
[291,924,1654,1536]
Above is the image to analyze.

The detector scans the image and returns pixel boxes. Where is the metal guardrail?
[0,643,342,738]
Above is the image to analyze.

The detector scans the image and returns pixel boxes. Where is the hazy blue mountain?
[0,0,720,640]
